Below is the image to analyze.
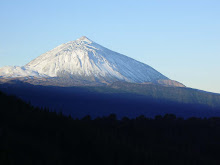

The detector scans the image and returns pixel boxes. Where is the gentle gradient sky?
[0,0,220,93]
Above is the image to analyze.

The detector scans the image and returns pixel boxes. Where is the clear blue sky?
[0,0,220,93]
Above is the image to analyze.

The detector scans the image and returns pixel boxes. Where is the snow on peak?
[76,36,93,43]
[0,37,168,83]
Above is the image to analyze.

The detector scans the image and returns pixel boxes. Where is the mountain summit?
[0,36,183,86]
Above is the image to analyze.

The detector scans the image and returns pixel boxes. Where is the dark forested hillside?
[0,82,220,118]
[109,81,220,107]
[1,90,220,165]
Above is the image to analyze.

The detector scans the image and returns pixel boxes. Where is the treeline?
[1,91,220,165]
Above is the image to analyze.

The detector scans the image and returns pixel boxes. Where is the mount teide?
[0,36,184,87]
[1,37,220,118]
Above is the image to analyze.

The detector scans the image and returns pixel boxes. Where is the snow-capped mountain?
[0,36,184,87]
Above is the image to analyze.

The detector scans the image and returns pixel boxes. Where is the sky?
[0,0,220,93]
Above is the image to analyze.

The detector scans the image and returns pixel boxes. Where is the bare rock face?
[157,80,185,87]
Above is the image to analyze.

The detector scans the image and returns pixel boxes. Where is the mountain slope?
[0,66,42,78]
[25,36,168,83]
[0,82,219,118]
[0,36,170,84]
